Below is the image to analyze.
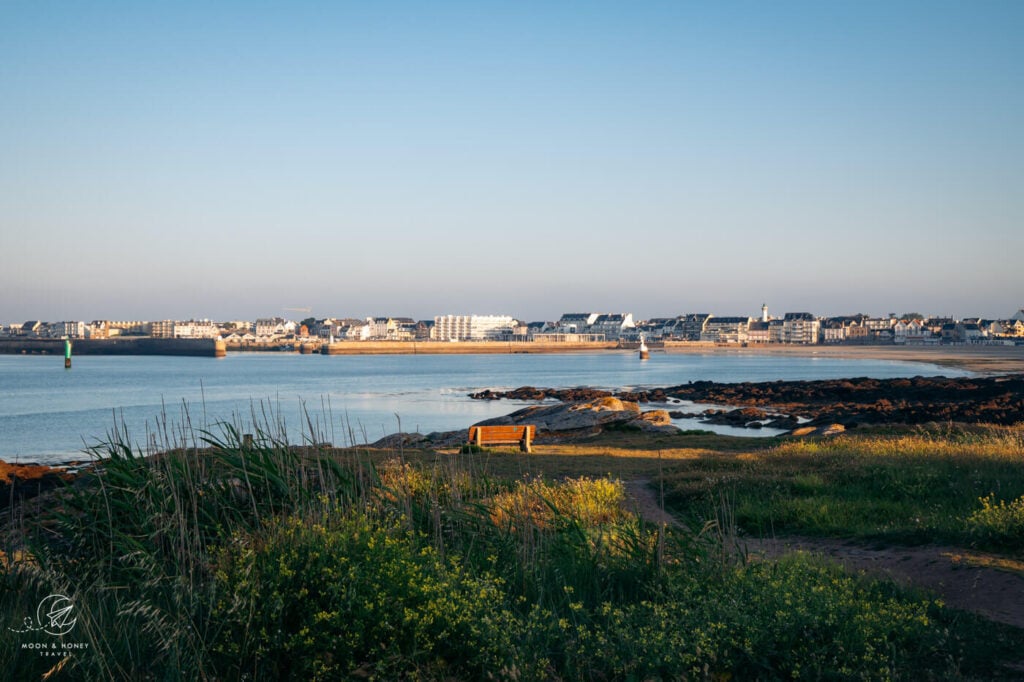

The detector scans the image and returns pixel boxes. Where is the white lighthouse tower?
[761,303,769,323]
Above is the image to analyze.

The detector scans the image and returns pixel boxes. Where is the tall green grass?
[2,417,365,680]
[664,427,1024,547]
[2,420,1021,679]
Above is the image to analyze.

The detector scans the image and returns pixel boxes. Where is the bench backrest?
[468,425,536,442]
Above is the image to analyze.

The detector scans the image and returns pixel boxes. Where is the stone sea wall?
[321,340,619,355]
[0,338,226,357]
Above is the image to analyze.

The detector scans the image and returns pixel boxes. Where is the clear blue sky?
[2,1,1022,322]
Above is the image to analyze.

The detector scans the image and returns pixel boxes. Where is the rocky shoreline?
[6,373,1020,508]
[0,461,83,511]
[469,373,1024,430]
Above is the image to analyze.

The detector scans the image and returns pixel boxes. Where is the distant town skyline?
[4,302,1022,327]
[3,2,1022,323]
[8,309,1024,349]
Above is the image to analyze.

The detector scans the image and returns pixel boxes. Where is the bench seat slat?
[467,425,536,453]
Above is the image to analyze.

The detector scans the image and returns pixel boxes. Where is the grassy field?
[2,424,1023,679]
[433,425,1024,551]
[649,425,1024,551]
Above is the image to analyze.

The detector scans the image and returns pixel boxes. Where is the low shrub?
[210,513,527,680]
[967,493,1024,546]
[5,426,1021,680]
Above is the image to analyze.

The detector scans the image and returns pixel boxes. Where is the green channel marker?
[64,338,72,369]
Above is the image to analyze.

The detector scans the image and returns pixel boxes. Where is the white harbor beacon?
[638,334,650,361]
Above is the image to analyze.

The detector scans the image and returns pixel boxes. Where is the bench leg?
[520,436,532,454]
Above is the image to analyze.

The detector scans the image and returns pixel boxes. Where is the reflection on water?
[653,399,789,438]
[0,352,969,463]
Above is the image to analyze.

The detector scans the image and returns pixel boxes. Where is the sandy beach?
[659,343,1024,375]
[319,339,1024,375]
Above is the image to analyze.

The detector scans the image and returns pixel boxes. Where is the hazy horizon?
[3,2,1022,323]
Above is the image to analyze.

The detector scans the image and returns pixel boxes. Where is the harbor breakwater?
[0,338,226,357]
[320,340,620,354]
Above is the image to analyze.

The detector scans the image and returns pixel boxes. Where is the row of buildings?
[5,308,1024,345]
[621,307,1024,345]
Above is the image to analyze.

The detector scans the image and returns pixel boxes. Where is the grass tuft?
[2,419,1021,679]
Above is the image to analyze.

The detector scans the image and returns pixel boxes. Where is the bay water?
[0,351,970,463]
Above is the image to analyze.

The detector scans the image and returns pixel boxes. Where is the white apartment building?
[364,317,415,340]
[362,317,384,339]
[894,319,932,344]
[781,313,820,344]
[747,320,770,344]
[863,317,897,333]
[174,320,220,339]
[255,317,297,339]
[48,321,87,338]
[822,322,849,344]
[555,313,600,334]
[151,320,175,338]
[344,321,372,340]
[107,320,151,336]
[700,317,751,344]
[432,315,517,341]
[589,313,635,340]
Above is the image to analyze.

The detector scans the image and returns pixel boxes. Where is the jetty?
[321,340,619,355]
[0,338,226,358]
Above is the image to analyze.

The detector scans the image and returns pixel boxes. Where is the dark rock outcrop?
[0,461,79,511]
[469,386,614,402]
[369,430,465,449]
[631,410,678,433]
[470,374,1024,429]
[474,398,678,437]
[700,407,770,427]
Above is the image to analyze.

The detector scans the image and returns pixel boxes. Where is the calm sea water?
[0,351,970,463]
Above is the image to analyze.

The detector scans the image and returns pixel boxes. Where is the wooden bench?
[467,425,536,453]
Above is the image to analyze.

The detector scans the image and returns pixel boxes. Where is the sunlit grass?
[942,551,1024,578]
[427,429,778,481]
[2,419,1021,679]
[662,426,1024,548]
[489,476,628,530]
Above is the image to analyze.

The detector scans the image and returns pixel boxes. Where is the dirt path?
[624,480,1024,629]
[624,480,678,527]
